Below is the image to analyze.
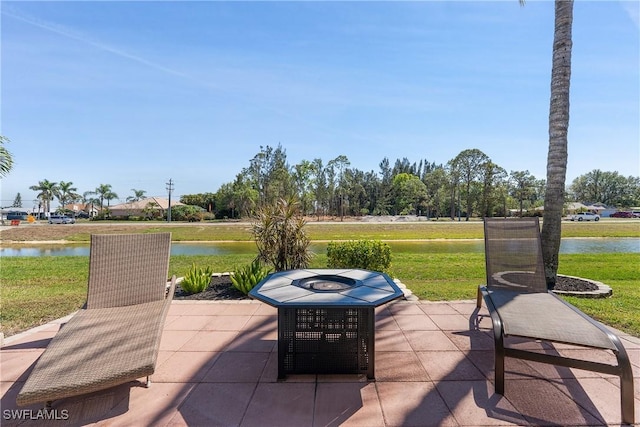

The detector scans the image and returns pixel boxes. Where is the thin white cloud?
[2,6,194,81]
[621,0,640,29]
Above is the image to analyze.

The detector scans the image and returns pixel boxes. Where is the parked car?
[49,214,76,224]
[569,212,600,221]
[632,211,640,218]
[610,211,633,218]
[75,211,90,219]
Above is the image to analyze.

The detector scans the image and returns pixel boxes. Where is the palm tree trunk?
[541,0,573,289]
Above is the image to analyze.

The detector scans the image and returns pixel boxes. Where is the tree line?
[179,144,640,220]
[9,144,639,219]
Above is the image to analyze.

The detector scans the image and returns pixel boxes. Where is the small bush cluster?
[326,240,392,273]
[231,260,272,295]
[252,197,312,271]
[180,263,213,295]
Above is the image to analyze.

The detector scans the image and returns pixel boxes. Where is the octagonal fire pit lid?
[249,268,404,308]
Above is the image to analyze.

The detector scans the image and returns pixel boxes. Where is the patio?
[2,299,639,426]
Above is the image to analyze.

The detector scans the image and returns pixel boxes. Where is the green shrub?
[180,263,213,294]
[252,197,312,271]
[326,240,392,273]
[231,260,272,295]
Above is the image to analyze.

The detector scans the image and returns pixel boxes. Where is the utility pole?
[166,178,174,222]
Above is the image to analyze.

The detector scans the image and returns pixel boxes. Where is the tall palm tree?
[104,190,119,208]
[94,184,114,211]
[541,0,574,288]
[55,181,80,210]
[0,136,14,178]
[29,179,58,215]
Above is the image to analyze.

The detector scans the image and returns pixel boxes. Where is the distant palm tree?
[0,136,14,178]
[104,190,119,209]
[126,188,146,203]
[82,191,100,217]
[29,179,58,215]
[55,181,80,210]
[541,0,574,288]
[94,184,115,211]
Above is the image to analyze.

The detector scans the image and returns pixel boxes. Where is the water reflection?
[1,238,639,257]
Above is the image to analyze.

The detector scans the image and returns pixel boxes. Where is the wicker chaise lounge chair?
[477,218,635,425]
[17,233,176,408]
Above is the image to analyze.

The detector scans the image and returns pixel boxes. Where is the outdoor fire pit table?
[249,268,404,379]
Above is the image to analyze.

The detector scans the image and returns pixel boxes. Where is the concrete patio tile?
[465,350,541,381]
[404,330,459,351]
[445,329,495,352]
[153,351,220,383]
[217,303,261,316]
[167,383,256,426]
[393,314,439,331]
[376,381,457,426]
[203,315,251,331]
[386,302,424,315]
[435,380,528,426]
[428,314,475,331]
[0,350,42,382]
[36,382,136,427]
[314,382,384,427]
[163,315,212,331]
[2,330,58,349]
[179,330,238,352]
[96,382,197,427]
[375,330,412,352]
[448,301,480,316]
[258,350,279,383]
[416,350,486,381]
[225,330,276,352]
[317,374,369,383]
[156,349,175,366]
[374,351,430,382]
[159,329,199,351]
[253,303,278,316]
[418,302,459,315]
[375,315,400,331]
[240,382,316,427]
[1,381,26,416]
[241,315,277,332]
[556,347,619,367]
[551,377,633,426]
[203,351,269,383]
[169,302,225,316]
[501,378,604,426]
[522,358,603,380]
[627,348,640,368]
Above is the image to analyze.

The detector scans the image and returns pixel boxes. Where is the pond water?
[1,238,639,257]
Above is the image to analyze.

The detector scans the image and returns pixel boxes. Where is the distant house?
[108,197,184,218]
[565,202,614,216]
[63,203,99,218]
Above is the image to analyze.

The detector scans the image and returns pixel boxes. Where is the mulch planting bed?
[173,274,597,301]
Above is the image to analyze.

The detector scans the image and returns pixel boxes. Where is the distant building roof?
[109,197,184,211]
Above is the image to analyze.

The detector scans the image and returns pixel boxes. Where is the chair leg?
[620,357,635,425]
[494,342,505,395]
[145,376,151,388]
[476,286,483,309]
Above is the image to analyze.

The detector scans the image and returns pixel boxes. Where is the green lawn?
[2,251,638,338]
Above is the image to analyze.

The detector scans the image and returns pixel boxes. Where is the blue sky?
[1,1,638,208]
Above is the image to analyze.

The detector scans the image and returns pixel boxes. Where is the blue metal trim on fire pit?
[249,268,404,308]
